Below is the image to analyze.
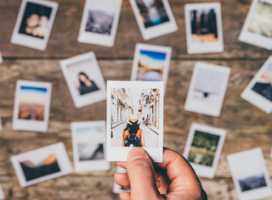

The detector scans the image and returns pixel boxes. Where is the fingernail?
[128,148,147,161]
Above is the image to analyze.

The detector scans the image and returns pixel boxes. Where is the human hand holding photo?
[115,148,207,200]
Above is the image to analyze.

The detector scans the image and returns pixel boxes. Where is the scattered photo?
[107,81,164,162]
[227,148,272,200]
[185,3,224,54]
[0,184,4,199]
[131,43,172,92]
[185,62,231,117]
[11,143,72,187]
[129,0,177,40]
[78,0,122,47]
[241,56,272,113]
[239,0,272,50]
[183,123,226,179]
[0,52,3,64]
[113,167,131,194]
[12,80,52,132]
[11,0,58,50]
[60,52,106,108]
[71,121,110,172]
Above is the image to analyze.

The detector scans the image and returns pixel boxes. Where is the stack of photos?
[12,80,52,132]
[185,3,224,54]
[131,43,172,92]
[239,0,272,50]
[228,148,272,200]
[113,167,131,194]
[71,120,110,172]
[0,184,4,200]
[11,143,73,187]
[60,52,107,108]
[183,123,226,179]
[107,81,164,162]
[129,0,178,40]
[241,56,272,113]
[78,0,123,47]
[0,52,3,64]
[185,62,231,117]
[11,0,58,50]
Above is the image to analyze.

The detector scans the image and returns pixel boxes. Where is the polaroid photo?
[0,52,3,64]
[131,43,172,93]
[78,0,122,47]
[227,148,272,200]
[113,167,131,194]
[107,81,164,162]
[60,52,106,108]
[183,123,226,179]
[71,120,110,172]
[0,184,4,200]
[184,62,231,117]
[129,0,178,40]
[12,80,52,132]
[11,142,73,187]
[239,0,272,50]
[11,0,58,50]
[185,3,224,54]
[241,56,272,113]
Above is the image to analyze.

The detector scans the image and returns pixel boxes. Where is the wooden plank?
[0,59,272,199]
[1,0,271,59]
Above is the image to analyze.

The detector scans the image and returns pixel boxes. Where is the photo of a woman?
[77,72,99,95]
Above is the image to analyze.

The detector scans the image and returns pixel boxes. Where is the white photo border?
[129,0,178,40]
[241,56,272,113]
[60,51,107,108]
[227,148,272,200]
[11,0,58,51]
[12,80,52,132]
[130,43,172,93]
[107,81,164,162]
[11,142,73,188]
[78,0,123,47]
[71,120,111,173]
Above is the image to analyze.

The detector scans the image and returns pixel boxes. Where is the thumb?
[126,148,163,200]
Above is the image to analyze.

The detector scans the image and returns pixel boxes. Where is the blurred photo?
[19,2,52,39]
[20,154,60,181]
[135,0,170,28]
[190,8,218,43]
[110,88,160,148]
[85,1,115,35]
[17,86,47,121]
[252,63,272,102]
[248,0,272,38]
[188,130,220,167]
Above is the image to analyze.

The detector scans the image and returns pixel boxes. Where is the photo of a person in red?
[122,116,146,147]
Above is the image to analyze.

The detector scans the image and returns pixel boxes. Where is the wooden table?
[1,0,272,199]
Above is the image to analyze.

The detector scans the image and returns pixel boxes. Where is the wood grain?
[0,59,272,199]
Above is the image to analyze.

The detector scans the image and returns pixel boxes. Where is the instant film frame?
[239,0,272,50]
[113,167,131,194]
[107,81,164,162]
[183,123,226,179]
[0,184,3,200]
[185,62,231,117]
[71,120,111,172]
[11,0,58,50]
[228,148,272,200]
[185,3,224,54]
[241,56,272,113]
[78,0,122,47]
[11,142,73,187]
[131,43,172,92]
[129,0,178,40]
[60,52,107,108]
[12,80,52,132]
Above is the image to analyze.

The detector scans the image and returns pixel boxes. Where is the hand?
[114,148,207,200]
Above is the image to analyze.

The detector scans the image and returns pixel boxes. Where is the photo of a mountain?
[20,154,60,181]
[239,173,267,192]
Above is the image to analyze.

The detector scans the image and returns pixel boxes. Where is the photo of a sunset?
[18,86,47,121]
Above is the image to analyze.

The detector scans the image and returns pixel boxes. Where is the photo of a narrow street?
[110,88,160,147]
